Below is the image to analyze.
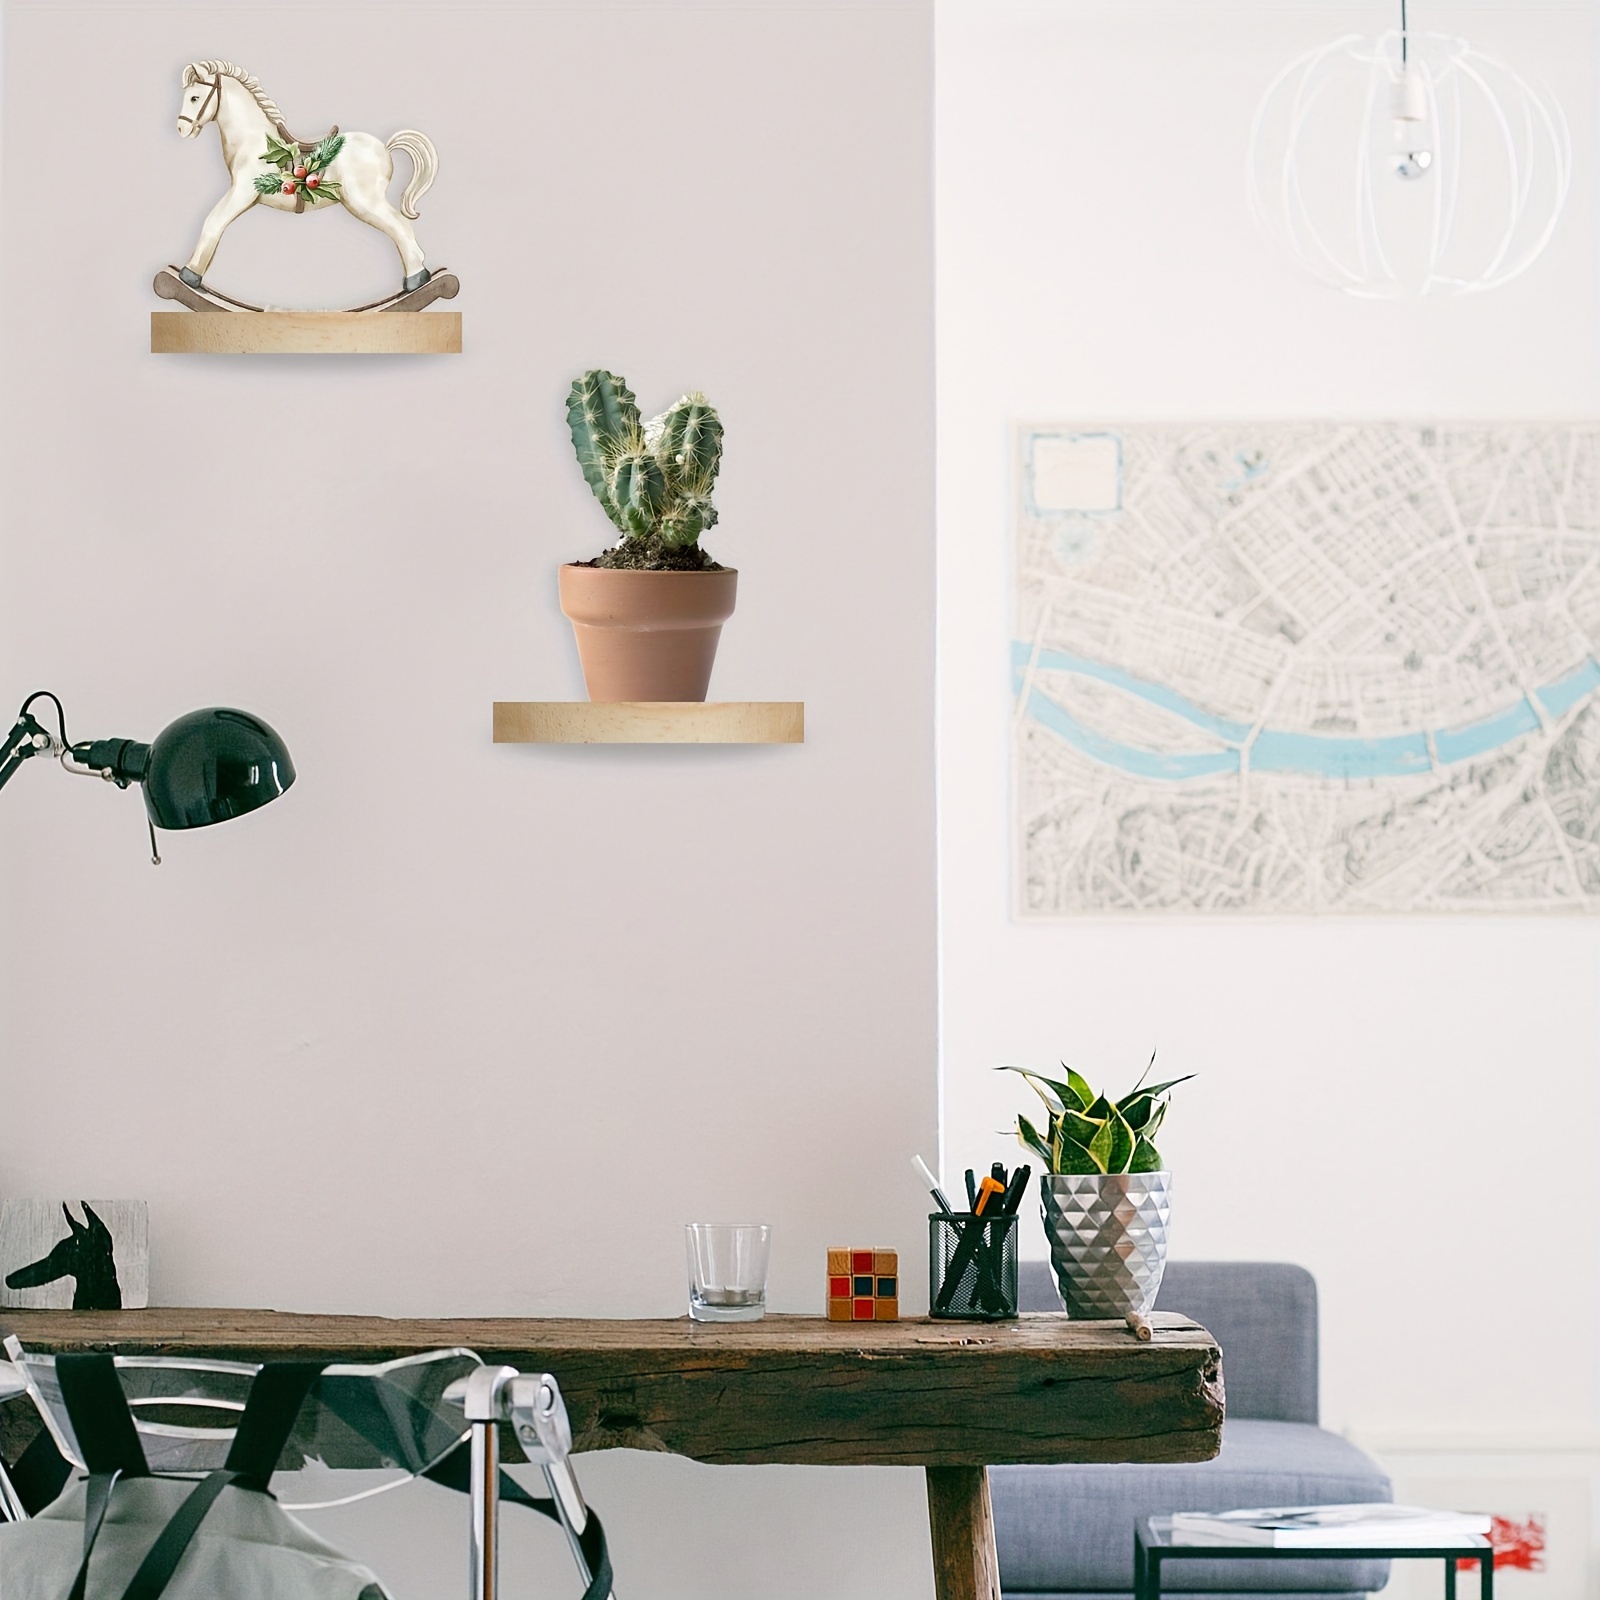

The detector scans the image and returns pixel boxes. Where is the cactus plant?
[1001,1054,1193,1175]
[566,369,725,570]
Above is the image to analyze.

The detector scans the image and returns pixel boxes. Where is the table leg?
[1445,1556,1457,1600]
[1480,1544,1494,1600]
[925,1466,1001,1600]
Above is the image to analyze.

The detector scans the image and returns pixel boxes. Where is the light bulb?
[1389,66,1432,179]
[1393,143,1433,179]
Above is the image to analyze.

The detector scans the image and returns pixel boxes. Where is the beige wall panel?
[0,3,936,1594]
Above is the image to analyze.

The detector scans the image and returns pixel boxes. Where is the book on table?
[1167,1504,1492,1548]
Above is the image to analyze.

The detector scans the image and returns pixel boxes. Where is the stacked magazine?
[1168,1505,1491,1548]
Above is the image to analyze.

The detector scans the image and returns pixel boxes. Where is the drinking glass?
[685,1223,771,1322]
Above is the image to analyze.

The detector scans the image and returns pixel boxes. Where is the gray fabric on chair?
[1017,1261,1320,1424]
[1020,1593,1369,1600]
[992,1420,1392,1594]
[1001,1263,1391,1599]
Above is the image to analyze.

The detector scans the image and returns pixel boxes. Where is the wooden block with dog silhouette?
[0,1200,148,1310]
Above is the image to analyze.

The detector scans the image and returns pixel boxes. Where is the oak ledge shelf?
[150,310,462,355]
[493,701,804,745]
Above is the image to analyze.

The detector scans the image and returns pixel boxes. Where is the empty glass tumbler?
[684,1223,771,1322]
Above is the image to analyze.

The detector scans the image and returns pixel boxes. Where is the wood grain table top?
[0,1308,1223,1468]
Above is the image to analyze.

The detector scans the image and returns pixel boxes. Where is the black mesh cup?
[928,1212,1019,1320]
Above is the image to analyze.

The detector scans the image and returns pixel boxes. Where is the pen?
[934,1205,1006,1313]
[973,1175,1005,1215]
[935,1163,1004,1311]
[913,1154,957,1218]
[978,1164,1026,1314]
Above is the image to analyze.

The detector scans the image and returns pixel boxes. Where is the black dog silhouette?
[5,1203,122,1310]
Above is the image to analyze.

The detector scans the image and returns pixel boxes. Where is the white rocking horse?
[165,59,449,310]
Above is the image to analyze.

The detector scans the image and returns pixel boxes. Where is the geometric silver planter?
[1041,1170,1171,1318]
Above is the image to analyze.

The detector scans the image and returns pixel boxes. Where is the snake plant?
[1001,1054,1192,1175]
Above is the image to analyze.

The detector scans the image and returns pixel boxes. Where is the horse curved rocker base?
[152,59,461,350]
[152,264,461,317]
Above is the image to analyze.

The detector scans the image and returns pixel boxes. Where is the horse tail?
[386,129,438,220]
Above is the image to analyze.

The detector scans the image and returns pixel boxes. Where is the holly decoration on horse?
[254,132,345,203]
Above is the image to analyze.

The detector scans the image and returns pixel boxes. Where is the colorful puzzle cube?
[826,1248,898,1321]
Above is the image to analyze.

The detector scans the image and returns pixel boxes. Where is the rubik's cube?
[827,1248,898,1321]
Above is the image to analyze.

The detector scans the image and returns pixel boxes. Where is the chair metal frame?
[450,1364,605,1600]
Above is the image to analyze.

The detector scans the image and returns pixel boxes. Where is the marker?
[934,1197,1006,1313]
[1001,1164,1032,1215]
[913,1155,957,1218]
[973,1175,1006,1215]
[964,1170,978,1210]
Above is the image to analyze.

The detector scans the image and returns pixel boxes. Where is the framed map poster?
[1014,422,1600,914]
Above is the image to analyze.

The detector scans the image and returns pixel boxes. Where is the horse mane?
[182,59,288,132]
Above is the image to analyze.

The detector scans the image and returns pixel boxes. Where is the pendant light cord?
[1401,0,1409,65]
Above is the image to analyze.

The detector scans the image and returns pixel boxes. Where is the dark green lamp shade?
[142,708,295,830]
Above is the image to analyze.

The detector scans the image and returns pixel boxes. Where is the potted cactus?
[1002,1056,1192,1319]
[560,369,734,702]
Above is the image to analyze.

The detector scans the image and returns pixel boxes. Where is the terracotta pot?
[558,565,738,702]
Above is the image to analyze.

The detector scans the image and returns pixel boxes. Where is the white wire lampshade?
[1247,28,1570,298]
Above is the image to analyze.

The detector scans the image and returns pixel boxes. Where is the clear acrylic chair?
[0,1337,610,1600]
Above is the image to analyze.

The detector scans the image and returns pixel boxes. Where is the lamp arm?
[0,710,56,796]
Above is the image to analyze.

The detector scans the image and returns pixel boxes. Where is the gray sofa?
[993,1262,1392,1600]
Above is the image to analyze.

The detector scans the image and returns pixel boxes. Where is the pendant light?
[1247,1,1570,297]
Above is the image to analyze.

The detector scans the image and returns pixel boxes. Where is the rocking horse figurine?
[153,58,460,318]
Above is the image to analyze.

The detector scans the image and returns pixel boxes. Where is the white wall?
[937,0,1600,1448]
[0,3,937,1595]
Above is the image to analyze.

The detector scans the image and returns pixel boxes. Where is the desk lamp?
[0,690,295,864]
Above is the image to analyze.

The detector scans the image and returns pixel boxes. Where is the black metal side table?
[1136,1517,1493,1600]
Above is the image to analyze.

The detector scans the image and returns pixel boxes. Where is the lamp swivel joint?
[0,706,63,796]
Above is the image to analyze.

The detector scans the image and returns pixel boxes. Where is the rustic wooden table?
[0,1308,1223,1600]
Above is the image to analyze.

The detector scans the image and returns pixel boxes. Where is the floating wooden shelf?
[151,311,461,355]
[493,701,804,744]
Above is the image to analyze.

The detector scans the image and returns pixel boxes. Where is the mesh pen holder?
[929,1212,1019,1320]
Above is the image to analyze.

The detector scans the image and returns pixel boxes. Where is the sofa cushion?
[992,1419,1392,1595]
[1017,1592,1371,1600]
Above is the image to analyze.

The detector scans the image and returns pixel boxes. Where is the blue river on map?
[1010,642,1600,782]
